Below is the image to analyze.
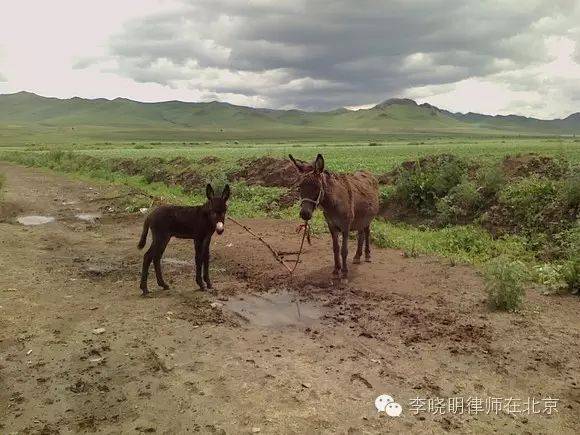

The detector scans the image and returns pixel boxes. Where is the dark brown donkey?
[289,154,379,281]
[138,183,230,295]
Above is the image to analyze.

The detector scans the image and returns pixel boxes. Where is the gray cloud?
[85,0,580,110]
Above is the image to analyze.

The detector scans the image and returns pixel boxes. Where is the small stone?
[301,382,311,389]
[210,302,223,309]
[251,428,261,433]
[92,327,106,335]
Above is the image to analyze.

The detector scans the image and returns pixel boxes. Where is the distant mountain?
[1,91,579,137]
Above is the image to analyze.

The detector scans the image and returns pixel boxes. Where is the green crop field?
[3,135,580,172]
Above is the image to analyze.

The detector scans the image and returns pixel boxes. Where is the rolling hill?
[0,91,579,144]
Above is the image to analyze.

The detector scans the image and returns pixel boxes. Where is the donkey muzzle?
[216,221,225,234]
[300,208,312,221]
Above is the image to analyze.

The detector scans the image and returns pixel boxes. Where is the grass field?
[4,135,580,172]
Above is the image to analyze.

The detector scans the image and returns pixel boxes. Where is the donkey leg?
[329,227,341,276]
[341,229,349,280]
[140,248,154,295]
[140,232,160,295]
[364,226,372,262]
[202,236,213,289]
[194,239,206,291]
[353,230,364,264]
[153,236,170,290]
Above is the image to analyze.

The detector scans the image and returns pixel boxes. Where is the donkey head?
[206,183,230,234]
[289,153,325,221]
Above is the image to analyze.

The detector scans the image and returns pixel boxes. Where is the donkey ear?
[206,183,214,200]
[222,184,230,201]
[289,154,304,172]
[314,154,325,173]
[289,154,313,173]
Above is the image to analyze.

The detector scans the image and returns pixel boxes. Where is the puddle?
[223,290,321,328]
[17,215,55,226]
[75,213,101,223]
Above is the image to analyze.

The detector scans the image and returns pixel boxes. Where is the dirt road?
[0,162,578,434]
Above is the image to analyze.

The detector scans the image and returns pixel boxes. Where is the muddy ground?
[0,162,579,434]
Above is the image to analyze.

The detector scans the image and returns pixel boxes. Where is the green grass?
[3,136,579,173]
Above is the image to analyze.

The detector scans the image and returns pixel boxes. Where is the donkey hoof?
[340,278,349,286]
[353,257,361,264]
[140,290,152,298]
[159,284,169,290]
[365,257,372,263]
[198,284,206,291]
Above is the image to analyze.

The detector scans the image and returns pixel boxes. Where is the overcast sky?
[1,0,579,118]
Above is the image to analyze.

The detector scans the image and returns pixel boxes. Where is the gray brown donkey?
[289,154,379,281]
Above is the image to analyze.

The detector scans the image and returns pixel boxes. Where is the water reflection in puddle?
[223,290,321,328]
[17,215,55,226]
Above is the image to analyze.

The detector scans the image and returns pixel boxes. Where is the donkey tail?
[137,217,150,250]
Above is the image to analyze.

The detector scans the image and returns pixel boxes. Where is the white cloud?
[409,35,580,118]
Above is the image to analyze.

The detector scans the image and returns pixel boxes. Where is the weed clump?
[393,154,468,214]
[485,257,527,311]
[436,180,482,224]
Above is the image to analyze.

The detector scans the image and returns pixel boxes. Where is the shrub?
[485,257,527,311]
[475,164,505,198]
[394,154,468,214]
[532,263,569,294]
[379,185,395,206]
[562,173,580,208]
[436,180,482,224]
[497,177,558,234]
[562,257,580,294]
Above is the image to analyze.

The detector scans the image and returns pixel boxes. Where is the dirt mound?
[229,156,300,187]
[109,157,205,193]
[173,169,205,192]
[501,153,568,179]
[110,157,166,176]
